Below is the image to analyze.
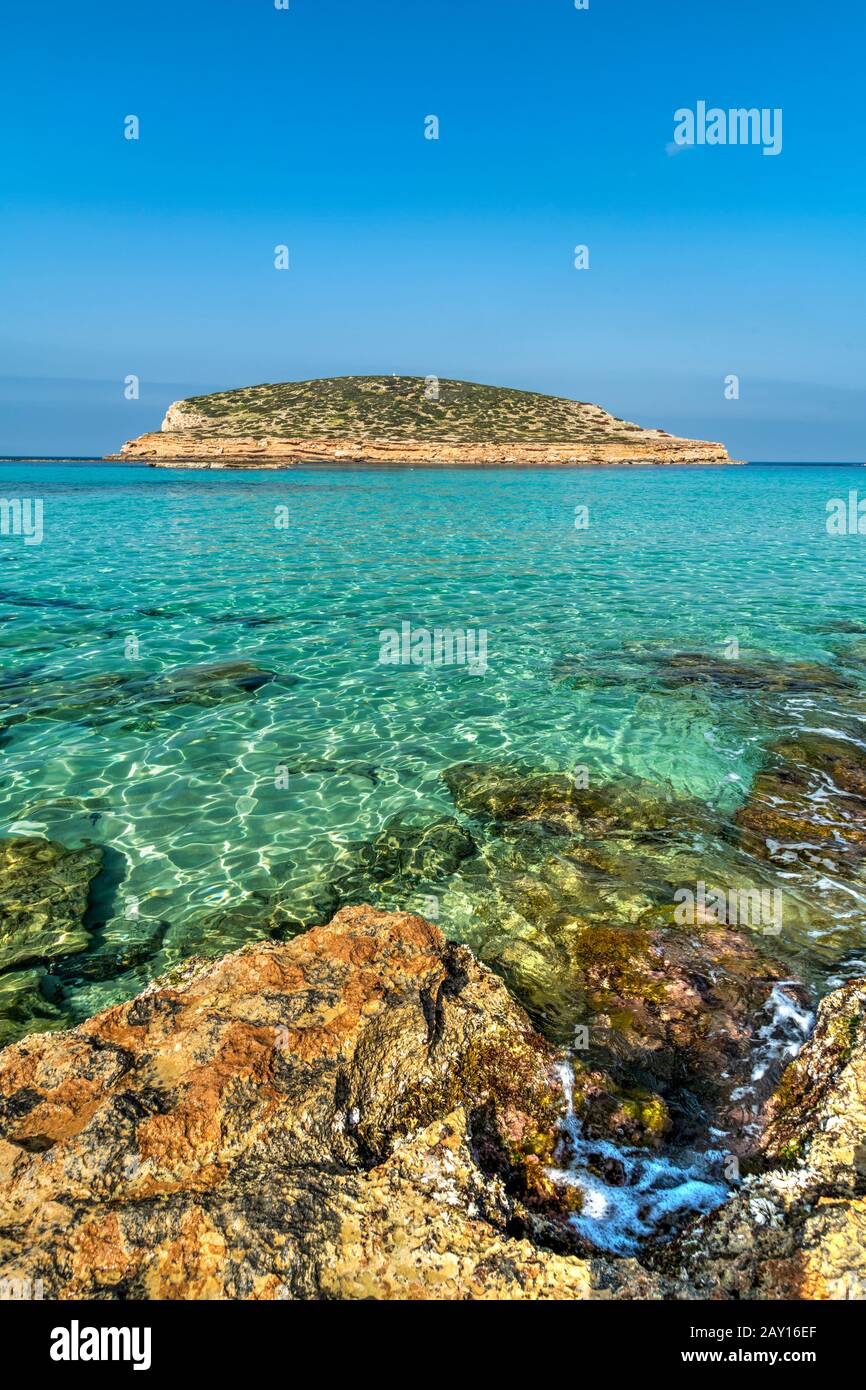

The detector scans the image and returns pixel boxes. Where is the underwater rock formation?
[0,969,66,1051]
[736,731,866,866]
[441,761,708,838]
[267,816,478,934]
[437,761,812,1144]
[252,762,817,1159]
[658,653,856,695]
[0,837,102,973]
[0,661,279,739]
[552,650,856,699]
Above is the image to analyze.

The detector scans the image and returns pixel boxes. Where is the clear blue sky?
[2,0,864,458]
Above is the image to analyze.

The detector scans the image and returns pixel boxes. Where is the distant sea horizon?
[1,456,864,467]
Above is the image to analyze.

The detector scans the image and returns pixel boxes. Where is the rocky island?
[108,376,740,468]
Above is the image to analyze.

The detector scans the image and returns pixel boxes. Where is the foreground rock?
[0,906,660,1299]
[0,904,862,1299]
[439,762,813,1148]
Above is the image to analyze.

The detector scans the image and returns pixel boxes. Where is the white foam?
[750,982,813,1084]
[548,1062,728,1256]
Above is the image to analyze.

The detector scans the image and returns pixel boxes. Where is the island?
[108,375,741,467]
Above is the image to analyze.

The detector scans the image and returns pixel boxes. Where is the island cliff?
[108,376,741,467]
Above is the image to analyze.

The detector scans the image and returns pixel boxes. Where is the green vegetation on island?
[167,375,668,444]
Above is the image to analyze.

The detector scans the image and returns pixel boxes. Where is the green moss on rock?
[0,836,102,974]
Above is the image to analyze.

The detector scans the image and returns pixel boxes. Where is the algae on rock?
[0,836,102,973]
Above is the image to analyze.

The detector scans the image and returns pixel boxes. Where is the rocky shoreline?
[0,905,862,1299]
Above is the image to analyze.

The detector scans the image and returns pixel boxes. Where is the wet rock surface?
[256,761,822,1164]
[737,732,866,851]
[436,762,813,1151]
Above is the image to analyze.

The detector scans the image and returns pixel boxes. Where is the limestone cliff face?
[112,432,736,467]
[107,376,740,466]
[161,400,211,434]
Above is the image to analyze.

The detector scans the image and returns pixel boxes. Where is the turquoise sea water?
[2,460,866,1033]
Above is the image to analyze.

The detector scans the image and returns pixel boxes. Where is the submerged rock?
[724,731,866,969]
[145,660,278,704]
[658,653,856,695]
[0,968,67,1050]
[167,901,270,957]
[0,837,102,973]
[0,661,279,734]
[341,815,477,889]
[277,759,381,786]
[267,875,344,934]
[52,920,169,986]
[442,761,580,822]
[552,650,856,698]
[435,761,816,1148]
[466,888,807,1150]
[769,730,866,798]
[736,733,866,867]
[441,761,706,838]
[268,817,478,934]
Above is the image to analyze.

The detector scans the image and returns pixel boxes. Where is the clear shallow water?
[5,457,866,1253]
[2,460,866,1021]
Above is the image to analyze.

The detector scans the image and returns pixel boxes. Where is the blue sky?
[2,0,864,458]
